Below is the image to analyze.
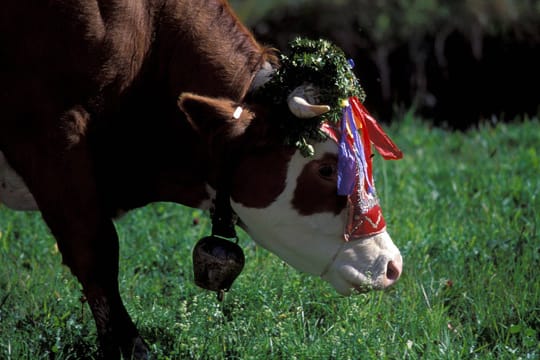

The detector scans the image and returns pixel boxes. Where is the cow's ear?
[178,93,254,142]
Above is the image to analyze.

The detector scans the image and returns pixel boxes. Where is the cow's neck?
[159,0,268,101]
[95,1,275,215]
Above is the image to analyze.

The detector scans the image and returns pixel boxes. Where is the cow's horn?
[287,85,331,119]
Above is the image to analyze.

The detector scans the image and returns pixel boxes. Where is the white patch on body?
[231,139,402,294]
[0,151,38,211]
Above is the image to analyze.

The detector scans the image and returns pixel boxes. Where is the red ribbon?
[349,97,403,160]
[321,97,402,239]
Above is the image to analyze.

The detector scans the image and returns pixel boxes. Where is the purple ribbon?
[337,103,373,196]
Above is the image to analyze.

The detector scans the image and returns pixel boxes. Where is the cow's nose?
[384,255,403,287]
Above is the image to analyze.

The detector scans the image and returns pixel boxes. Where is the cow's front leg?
[58,221,150,360]
[79,224,150,360]
[4,110,149,359]
[73,219,150,359]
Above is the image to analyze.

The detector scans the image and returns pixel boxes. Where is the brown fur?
[293,153,348,215]
[0,1,279,358]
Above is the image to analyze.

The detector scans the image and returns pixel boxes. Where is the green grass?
[1,116,539,359]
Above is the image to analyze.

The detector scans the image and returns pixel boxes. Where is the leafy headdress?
[254,38,366,156]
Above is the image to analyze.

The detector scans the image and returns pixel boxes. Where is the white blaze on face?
[231,139,402,295]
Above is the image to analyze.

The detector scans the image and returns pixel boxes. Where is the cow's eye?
[318,164,336,179]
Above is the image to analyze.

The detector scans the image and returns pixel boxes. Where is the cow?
[0,0,402,358]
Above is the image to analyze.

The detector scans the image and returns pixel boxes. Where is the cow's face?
[229,138,402,295]
[179,93,402,295]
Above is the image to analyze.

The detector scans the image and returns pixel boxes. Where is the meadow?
[0,116,538,359]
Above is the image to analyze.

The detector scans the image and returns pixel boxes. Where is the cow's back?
[0,0,156,136]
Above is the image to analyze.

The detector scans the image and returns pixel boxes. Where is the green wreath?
[254,38,366,156]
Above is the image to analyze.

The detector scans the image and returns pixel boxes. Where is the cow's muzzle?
[320,230,402,295]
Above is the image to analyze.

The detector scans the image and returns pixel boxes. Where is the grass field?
[0,116,539,359]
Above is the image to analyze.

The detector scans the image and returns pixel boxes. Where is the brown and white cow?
[0,0,402,358]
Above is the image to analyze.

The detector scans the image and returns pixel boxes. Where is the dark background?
[231,0,540,129]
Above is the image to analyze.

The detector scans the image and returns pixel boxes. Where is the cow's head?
[178,39,403,295]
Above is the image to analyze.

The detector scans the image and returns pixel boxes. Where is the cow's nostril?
[386,257,402,282]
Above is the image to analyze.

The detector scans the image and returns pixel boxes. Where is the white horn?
[287,85,331,119]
